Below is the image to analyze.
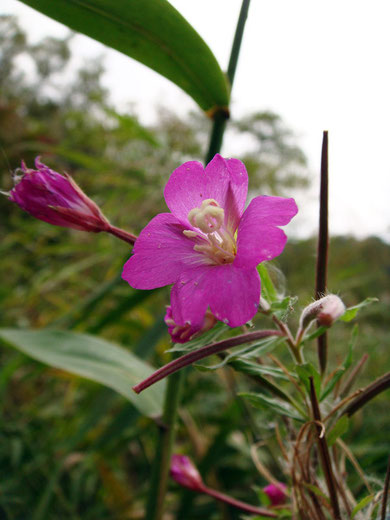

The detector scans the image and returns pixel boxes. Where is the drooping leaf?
[19,0,230,113]
[0,328,164,417]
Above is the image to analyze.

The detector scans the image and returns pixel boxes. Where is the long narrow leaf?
[0,328,165,417]
[19,0,230,113]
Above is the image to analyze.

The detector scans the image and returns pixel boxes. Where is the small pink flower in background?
[170,454,204,492]
[164,305,217,343]
[263,482,287,506]
[8,158,110,232]
[122,154,297,329]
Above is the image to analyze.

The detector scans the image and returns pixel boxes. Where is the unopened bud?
[165,306,217,343]
[263,482,287,506]
[7,158,109,232]
[299,294,345,331]
[170,455,204,492]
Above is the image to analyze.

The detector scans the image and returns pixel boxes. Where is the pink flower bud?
[299,294,345,330]
[263,482,287,506]
[164,306,217,343]
[170,455,204,492]
[317,295,346,327]
[7,158,110,232]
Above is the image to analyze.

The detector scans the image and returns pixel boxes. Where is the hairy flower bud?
[7,158,110,232]
[170,455,204,491]
[263,482,287,506]
[164,306,217,343]
[299,294,345,331]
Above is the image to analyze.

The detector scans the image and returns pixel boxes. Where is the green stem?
[145,3,252,517]
[205,0,251,163]
[145,369,184,520]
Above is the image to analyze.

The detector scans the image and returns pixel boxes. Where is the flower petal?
[122,213,202,290]
[164,154,248,230]
[235,195,298,269]
[171,264,260,328]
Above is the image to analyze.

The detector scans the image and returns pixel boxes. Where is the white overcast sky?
[2,0,390,241]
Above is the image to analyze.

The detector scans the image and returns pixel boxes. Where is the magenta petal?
[235,196,298,269]
[171,265,260,328]
[122,213,202,290]
[170,267,210,329]
[164,154,248,229]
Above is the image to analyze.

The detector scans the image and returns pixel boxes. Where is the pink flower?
[8,158,109,232]
[170,455,204,492]
[123,154,297,328]
[164,305,217,343]
[263,482,287,506]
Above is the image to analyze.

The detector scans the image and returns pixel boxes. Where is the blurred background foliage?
[0,15,389,519]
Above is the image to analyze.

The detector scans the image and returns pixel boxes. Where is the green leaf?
[327,416,349,447]
[296,363,321,397]
[239,392,304,422]
[340,297,378,322]
[194,335,283,371]
[302,483,329,502]
[19,0,230,113]
[301,325,327,344]
[0,328,164,417]
[270,296,298,320]
[351,494,375,518]
[228,359,288,381]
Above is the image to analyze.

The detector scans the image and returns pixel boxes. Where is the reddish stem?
[316,131,329,374]
[107,224,137,245]
[133,330,282,394]
[203,486,277,517]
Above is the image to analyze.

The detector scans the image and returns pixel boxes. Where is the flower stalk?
[106,223,137,245]
[170,454,276,517]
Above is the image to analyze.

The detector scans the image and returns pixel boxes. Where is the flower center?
[184,199,237,265]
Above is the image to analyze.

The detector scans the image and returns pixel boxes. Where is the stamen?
[183,230,198,238]
[188,199,224,234]
[185,199,237,266]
